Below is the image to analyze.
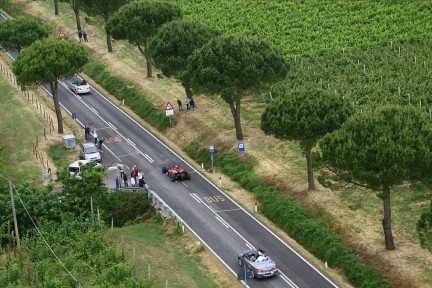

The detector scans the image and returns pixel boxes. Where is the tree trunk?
[184,85,193,101]
[73,3,81,31]
[106,33,113,52]
[305,147,315,190]
[382,185,395,250]
[137,45,152,77]
[229,99,243,140]
[145,54,152,77]
[54,0,59,16]
[50,81,63,134]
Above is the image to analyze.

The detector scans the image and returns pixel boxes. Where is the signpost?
[209,145,214,172]
[165,101,174,125]
[238,142,246,161]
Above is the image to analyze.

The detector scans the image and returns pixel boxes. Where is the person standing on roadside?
[186,98,190,110]
[132,165,138,182]
[189,99,195,111]
[78,29,83,42]
[123,173,128,187]
[138,169,145,187]
[130,173,136,186]
[177,99,183,111]
[98,137,105,151]
[93,129,98,145]
[84,122,91,140]
[82,30,88,42]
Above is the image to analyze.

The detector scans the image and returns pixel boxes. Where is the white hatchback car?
[80,143,101,162]
[69,160,102,180]
[70,80,90,94]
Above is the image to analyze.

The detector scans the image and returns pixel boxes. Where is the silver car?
[238,249,279,278]
[80,143,101,162]
[70,80,91,94]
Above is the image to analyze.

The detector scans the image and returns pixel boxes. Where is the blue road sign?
[238,142,245,153]
[209,145,214,153]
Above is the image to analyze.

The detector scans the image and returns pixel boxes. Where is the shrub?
[99,191,154,227]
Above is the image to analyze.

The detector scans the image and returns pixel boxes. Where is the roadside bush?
[99,191,154,227]
[184,139,211,169]
[82,59,170,131]
[0,0,25,17]
[417,203,432,252]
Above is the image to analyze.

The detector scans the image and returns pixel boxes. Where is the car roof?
[69,160,92,167]
[83,143,96,148]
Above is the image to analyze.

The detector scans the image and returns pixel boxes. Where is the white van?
[69,160,101,180]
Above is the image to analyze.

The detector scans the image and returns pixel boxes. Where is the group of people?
[83,123,105,151]
[78,29,88,42]
[177,98,196,111]
[58,29,89,42]
[118,164,145,188]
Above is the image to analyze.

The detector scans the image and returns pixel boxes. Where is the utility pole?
[9,179,21,249]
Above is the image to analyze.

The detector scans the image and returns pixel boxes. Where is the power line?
[1,174,81,287]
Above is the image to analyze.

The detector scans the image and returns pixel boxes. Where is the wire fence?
[0,61,55,174]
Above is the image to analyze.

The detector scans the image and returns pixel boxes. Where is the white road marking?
[143,154,154,163]
[245,243,254,250]
[215,215,230,228]
[127,138,136,146]
[107,122,117,130]
[279,274,300,288]
[189,193,202,204]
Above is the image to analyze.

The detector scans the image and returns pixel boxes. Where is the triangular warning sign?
[165,102,174,110]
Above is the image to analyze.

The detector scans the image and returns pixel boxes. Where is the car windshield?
[69,167,79,173]
[85,146,98,153]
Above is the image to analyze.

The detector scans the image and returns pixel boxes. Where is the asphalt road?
[1,13,340,288]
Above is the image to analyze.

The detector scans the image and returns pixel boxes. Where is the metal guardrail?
[147,188,185,224]
[107,185,184,225]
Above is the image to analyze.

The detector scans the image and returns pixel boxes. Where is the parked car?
[162,165,190,181]
[80,143,101,162]
[70,80,90,94]
[238,249,279,278]
[68,160,101,180]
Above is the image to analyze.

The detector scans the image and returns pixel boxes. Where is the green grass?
[0,73,45,183]
[114,222,229,288]
[47,142,76,171]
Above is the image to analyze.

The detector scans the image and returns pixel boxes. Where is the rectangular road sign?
[238,142,245,153]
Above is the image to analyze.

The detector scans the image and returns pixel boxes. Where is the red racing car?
[162,165,191,181]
